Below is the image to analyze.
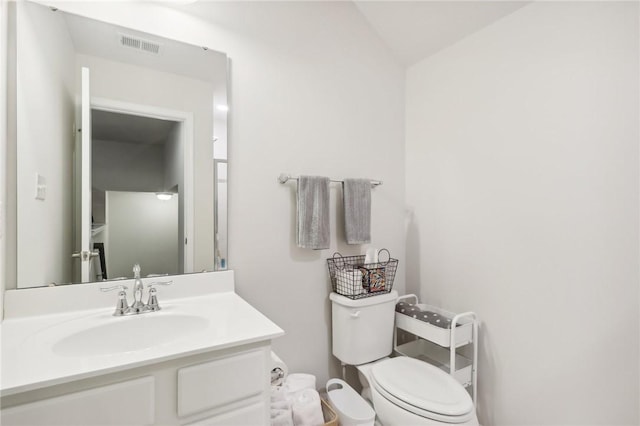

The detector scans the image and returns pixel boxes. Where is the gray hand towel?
[343,178,371,245]
[297,176,330,250]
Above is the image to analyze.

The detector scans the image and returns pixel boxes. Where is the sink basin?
[51,313,209,357]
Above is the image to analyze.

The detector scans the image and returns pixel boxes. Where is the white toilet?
[330,290,479,426]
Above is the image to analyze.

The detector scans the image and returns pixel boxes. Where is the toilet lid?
[371,357,474,421]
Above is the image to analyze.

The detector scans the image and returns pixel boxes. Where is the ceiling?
[92,110,179,145]
[353,1,531,66]
[167,1,531,68]
[63,11,227,83]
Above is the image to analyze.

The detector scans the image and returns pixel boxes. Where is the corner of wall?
[0,0,11,320]
[4,0,19,294]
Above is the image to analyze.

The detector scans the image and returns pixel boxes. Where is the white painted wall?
[206,2,406,385]
[92,137,167,225]
[164,123,184,272]
[164,124,182,195]
[215,161,227,267]
[406,2,639,424]
[93,138,165,193]
[105,191,179,278]
[0,0,11,319]
[16,1,76,288]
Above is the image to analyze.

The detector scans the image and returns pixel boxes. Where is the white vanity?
[0,271,284,425]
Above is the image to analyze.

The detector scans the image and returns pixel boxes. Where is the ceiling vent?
[119,33,161,54]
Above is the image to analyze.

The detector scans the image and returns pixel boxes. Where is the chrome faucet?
[130,264,146,314]
[100,264,172,316]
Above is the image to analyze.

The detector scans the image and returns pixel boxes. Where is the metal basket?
[327,249,398,299]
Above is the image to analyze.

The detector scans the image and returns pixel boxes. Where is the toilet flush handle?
[350,310,360,319]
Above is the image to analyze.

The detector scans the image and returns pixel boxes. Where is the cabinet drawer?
[183,401,266,426]
[177,349,266,417]
[1,377,155,426]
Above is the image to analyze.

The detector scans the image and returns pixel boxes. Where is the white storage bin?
[326,378,375,426]
[395,303,473,348]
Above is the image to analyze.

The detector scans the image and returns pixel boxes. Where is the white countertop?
[1,273,284,396]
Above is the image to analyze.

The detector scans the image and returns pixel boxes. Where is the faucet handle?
[145,281,172,312]
[100,285,130,316]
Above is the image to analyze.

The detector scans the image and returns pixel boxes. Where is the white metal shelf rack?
[393,294,478,404]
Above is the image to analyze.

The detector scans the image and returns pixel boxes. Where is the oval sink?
[52,314,209,357]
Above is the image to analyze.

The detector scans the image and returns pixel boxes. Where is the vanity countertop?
[1,276,284,396]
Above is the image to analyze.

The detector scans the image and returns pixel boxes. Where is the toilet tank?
[330,291,398,366]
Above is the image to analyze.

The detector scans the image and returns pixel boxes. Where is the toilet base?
[356,360,479,426]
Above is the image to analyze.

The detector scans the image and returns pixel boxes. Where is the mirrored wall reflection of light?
[216,104,229,112]
[156,192,174,201]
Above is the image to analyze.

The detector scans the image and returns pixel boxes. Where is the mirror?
[10,1,228,288]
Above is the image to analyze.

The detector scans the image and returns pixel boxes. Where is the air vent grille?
[119,33,161,55]
[140,40,160,54]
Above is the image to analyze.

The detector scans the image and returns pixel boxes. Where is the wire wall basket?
[327,249,398,299]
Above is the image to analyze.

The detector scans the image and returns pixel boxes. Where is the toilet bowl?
[330,291,479,426]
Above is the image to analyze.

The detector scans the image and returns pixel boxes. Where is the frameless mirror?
[10,1,228,288]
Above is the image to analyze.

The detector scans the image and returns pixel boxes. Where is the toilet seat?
[370,357,475,423]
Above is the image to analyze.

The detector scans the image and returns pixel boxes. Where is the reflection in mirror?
[11,1,228,288]
[91,111,182,282]
[214,160,228,270]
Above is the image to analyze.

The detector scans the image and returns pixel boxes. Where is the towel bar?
[278,173,382,187]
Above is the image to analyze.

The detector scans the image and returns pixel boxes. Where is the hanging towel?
[343,178,371,244]
[297,176,330,250]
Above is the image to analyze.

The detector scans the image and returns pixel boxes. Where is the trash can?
[321,399,338,426]
[326,379,375,426]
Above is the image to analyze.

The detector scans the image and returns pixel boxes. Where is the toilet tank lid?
[329,291,398,307]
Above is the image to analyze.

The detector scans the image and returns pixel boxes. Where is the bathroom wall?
[15,1,76,288]
[164,124,183,197]
[93,139,166,194]
[92,137,168,224]
[405,2,639,424]
[164,123,184,272]
[215,161,227,267]
[194,1,407,385]
[22,0,406,385]
[0,0,10,319]
[194,2,406,385]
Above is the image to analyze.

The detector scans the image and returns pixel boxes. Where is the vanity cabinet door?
[177,349,266,417]
[1,377,155,426]
[183,402,265,426]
